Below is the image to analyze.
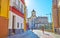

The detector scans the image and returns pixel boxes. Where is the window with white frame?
[18,0,21,11]
[16,0,18,6]
[14,0,21,10]
[21,23,22,29]
[13,0,24,13]
[13,0,18,9]
[21,3,24,13]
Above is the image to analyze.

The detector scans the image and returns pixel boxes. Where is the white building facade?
[9,0,25,35]
[35,17,48,29]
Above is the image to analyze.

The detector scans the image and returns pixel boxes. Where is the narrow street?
[33,30,60,38]
[8,30,39,38]
[33,30,54,38]
[8,30,60,38]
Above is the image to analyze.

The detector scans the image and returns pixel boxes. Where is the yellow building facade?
[24,4,27,31]
[0,0,9,38]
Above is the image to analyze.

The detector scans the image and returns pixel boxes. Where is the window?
[21,23,22,29]
[21,4,24,13]
[17,22,19,28]
[18,0,20,11]
[14,0,21,11]
[16,0,18,5]
[15,0,19,9]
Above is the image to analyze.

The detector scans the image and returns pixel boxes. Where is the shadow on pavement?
[8,30,39,38]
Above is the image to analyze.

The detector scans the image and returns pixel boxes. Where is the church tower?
[31,9,36,18]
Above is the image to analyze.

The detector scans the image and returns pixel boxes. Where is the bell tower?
[31,9,36,17]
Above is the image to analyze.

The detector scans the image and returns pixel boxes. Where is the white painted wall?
[8,11,24,29]
[10,0,24,13]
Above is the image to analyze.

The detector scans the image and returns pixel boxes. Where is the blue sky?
[25,0,52,22]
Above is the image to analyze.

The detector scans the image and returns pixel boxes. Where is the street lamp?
[46,13,52,31]
[46,13,52,22]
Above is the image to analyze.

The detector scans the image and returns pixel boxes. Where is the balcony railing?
[13,2,24,14]
[13,2,21,12]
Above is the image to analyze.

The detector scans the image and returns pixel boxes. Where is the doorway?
[12,15,15,34]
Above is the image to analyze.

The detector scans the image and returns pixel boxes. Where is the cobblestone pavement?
[8,30,39,38]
